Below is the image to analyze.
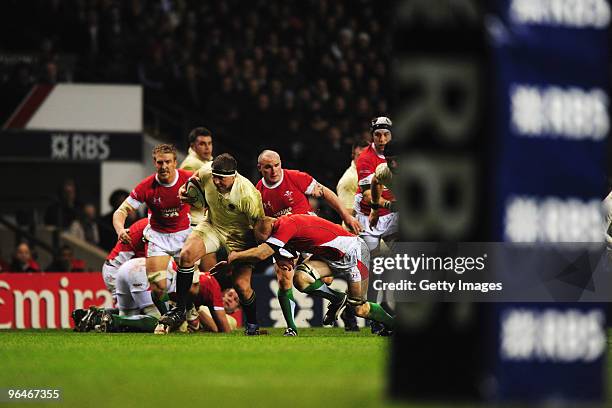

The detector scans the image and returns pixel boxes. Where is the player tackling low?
[256,150,362,335]
[218,214,394,333]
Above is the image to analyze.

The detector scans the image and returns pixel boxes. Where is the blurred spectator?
[99,189,136,251]
[44,179,83,230]
[0,251,9,273]
[68,203,101,246]
[46,245,86,272]
[315,126,350,188]
[9,243,41,273]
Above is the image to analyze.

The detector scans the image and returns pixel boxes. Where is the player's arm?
[197,307,219,332]
[316,184,362,234]
[336,176,357,217]
[227,243,275,264]
[211,308,232,333]
[112,199,137,244]
[369,175,384,229]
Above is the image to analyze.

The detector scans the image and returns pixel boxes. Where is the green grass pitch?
[0,328,387,408]
[0,329,610,408]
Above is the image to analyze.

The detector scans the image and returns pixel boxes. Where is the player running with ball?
[160,153,266,335]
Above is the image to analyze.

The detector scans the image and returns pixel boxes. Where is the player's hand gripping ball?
[183,179,207,209]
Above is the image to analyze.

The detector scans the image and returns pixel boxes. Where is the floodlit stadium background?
[0,0,610,406]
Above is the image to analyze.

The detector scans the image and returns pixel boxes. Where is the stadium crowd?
[1,0,391,187]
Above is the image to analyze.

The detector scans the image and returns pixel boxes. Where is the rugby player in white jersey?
[160,153,266,335]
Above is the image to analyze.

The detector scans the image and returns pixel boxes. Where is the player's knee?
[292,273,309,292]
[234,285,253,301]
[148,271,167,290]
[276,269,293,290]
[321,276,333,285]
[293,263,317,292]
[232,277,250,294]
[179,246,198,267]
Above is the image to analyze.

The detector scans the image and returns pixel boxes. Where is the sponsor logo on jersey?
[273,207,292,217]
[161,207,180,218]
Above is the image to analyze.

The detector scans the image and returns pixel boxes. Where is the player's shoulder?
[356,145,375,166]
[255,178,263,190]
[278,213,302,227]
[338,164,356,182]
[177,168,194,181]
[178,156,193,170]
[236,172,257,190]
[142,173,158,185]
[232,173,260,202]
[198,165,213,181]
[134,173,158,191]
[286,168,313,184]
[285,168,311,178]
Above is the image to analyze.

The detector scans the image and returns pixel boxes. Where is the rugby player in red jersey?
[217,214,394,332]
[256,150,362,335]
[102,217,148,301]
[112,144,193,301]
[355,117,398,252]
[191,272,232,333]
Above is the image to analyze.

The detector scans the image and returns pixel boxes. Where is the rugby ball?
[184,179,207,210]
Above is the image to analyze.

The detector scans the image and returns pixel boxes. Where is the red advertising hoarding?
[0,273,112,329]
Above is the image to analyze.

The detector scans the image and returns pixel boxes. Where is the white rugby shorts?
[144,225,192,258]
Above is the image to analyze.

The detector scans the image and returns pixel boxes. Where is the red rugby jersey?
[256,169,317,217]
[355,144,394,216]
[127,169,192,233]
[194,272,224,310]
[106,218,148,267]
[266,214,358,262]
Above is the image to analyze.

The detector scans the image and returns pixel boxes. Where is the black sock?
[239,291,257,325]
[151,292,168,315]
[176,265,195,314]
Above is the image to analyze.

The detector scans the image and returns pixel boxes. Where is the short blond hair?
[152,144,177,160]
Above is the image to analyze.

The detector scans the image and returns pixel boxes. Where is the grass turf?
[0,328,388,408]
[0,329,610,408]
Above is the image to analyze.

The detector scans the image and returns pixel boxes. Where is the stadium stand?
[0,0,391,188]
